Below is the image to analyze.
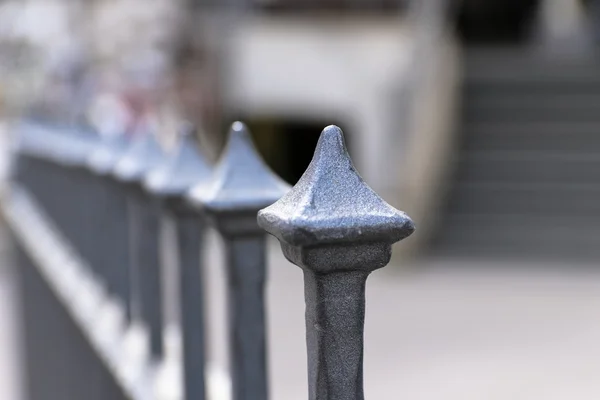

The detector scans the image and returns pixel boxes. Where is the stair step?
[464,93,600,111]
[465,76,600,90]
[434,214,600,259]
[462,122,600,153]
[463,81,600,122]
[447,182,600,216]
[435,50,600,259]
[457,152,600,184]
[463,107,600,124]
[465,51,600,84]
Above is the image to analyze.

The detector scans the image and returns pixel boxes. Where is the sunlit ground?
[1,228,600,400]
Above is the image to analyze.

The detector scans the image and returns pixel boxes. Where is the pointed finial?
[144,125,212,197]
[257,125,415,399]
[312,124,350,168]
[113,132,165,183]
[258,125,414,250]
[187,121,290,214]
[87,133,131,175]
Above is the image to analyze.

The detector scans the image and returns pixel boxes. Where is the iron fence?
[3,118,414,400]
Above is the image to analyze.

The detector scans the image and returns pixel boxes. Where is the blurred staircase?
[435,49,600,259]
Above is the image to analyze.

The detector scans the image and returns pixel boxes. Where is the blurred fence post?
[188,122,290,400]
[113,132,166,358]
[145,124,213,400]
[258,126,415,400]
[9,121,129,400]
[87,133,132,318]
[9,119,417,400]
[14,123,99,251]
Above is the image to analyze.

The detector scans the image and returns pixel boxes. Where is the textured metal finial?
[87,134,130,175]
[258,124,414,251]
[187,122,290,400]
[144,127,212,198]
[113,133,164,183]
[188,121,290,214]
[257,125,414,400]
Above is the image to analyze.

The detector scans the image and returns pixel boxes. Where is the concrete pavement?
[3,228,600,399]
[207,234,600,400]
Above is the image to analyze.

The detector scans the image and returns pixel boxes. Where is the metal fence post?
[11,122,118,400]
[87,133,132,318]
[12,122,101,262]
[13,123,69,232]
[114,132,166,358]
[144,124,212,400]
[188,122,290,400]
[52,127,100,268]
[258,125,415,400]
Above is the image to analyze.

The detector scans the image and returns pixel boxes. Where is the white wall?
[224,16,414,195]
[223,15,461,258]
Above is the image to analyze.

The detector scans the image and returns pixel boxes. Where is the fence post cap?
[144,126,212,197]
[87,134,130,175]
[187,121,290,215]
[113,133,164,183]
[257,125,414,270]
[17,121,99,168]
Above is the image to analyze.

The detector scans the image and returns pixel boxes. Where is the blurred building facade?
[436,0,600,260]
[198,0,600,261]
[2,0,600,260]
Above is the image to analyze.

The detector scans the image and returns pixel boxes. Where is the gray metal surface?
[130,190,165,357]
[87,134,134,316]
[115,132,168,355]
[8,119,419,400]
[144,125,213,199]
[14,232,129,400]
[187,122,290,216]
[98,177,133,320]
[12,123,100,255]
[188,122,290,400]
[113,133,164,184]
[258,125,414,400]
[145,126,214,382]
[6,186,147,400]
[175,212,208,400]
[144,126,213,399]
[87,134,131,176]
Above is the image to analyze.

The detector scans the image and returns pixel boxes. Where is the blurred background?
[3,0,600,399]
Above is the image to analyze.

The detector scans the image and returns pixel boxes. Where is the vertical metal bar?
[302,270,368,399]
[174,210,207,400]
[129,189,164,357]
[257,126,415,400]
[224,234,268,400]
[77,167,105,276]
[15,124,100,263]
[145,125,212,400]
[49,147,102,400]
[56,167,89,259]
[15,244,63,400]
[35,160,62,224]
[13,231,129,400]
[114,132,166,344]
[84,172,106,276]
[66,128,101,263]
[187,122,290,400]
[73,167,100,269]
[87,135,131,310]
[105,176,134,321]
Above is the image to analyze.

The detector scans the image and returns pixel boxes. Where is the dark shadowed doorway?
[242,119,348,185]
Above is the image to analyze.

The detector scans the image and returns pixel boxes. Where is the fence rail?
[4,119,414,400]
